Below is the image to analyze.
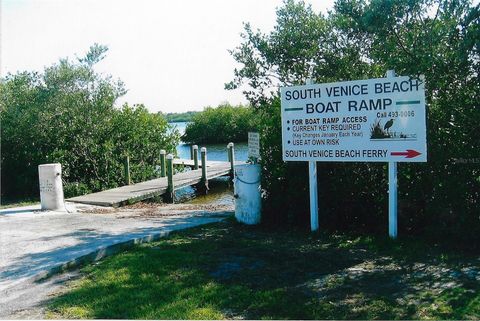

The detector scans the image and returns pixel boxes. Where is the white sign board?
[281,76,427,162]
[248,132,260,159]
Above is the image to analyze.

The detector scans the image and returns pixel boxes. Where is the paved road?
[0,202,231,318]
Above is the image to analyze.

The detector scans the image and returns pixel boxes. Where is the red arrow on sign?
[390,150,422,158]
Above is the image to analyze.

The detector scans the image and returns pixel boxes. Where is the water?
[174,177,234,206]
[170,122,248,161]
[168,122,247,205]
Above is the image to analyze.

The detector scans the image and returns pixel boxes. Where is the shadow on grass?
[47,219,480,320]
[1,216,221,284]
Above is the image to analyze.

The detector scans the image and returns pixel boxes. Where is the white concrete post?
[38,163,65,211]
[386,69,398,239]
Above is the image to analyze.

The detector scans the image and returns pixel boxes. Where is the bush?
[229,0,480,246]
[64,182,92,199]
[0,44,180,199]
[182,103,259,144]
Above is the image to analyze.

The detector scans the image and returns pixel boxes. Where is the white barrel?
[38,163,65,211]
[234,164,261,225]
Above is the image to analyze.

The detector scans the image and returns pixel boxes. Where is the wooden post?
[124,155,131,185]
[166,154,174,202]
[193,145,199,169]
[159,149,166,177]
[199,147,209,193]
[190,145,194,160]
[227,142,235,178]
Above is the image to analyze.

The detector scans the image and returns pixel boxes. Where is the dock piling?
[193,145,199,169]
[124,155,131,185]
[166,154,174,202]
[159,150,166,177]
[227,142,235,178]
[199,147,209,193]
[190,145,194,160]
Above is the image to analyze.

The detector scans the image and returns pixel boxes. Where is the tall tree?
[227,0,479,242]
[1,45,179,198]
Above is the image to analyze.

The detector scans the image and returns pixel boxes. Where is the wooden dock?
[67,159,243,207]
[172,158,231,167]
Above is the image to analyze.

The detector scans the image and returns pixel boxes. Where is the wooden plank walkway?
[67,160,242,207]
[172,158,230,167]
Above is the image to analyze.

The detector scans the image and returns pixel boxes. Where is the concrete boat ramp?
[0,202,233,318]
[68,159,243,207]
[0,158,240,317]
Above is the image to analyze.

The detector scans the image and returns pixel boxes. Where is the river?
[170,122,248,161]
[168,122,248,205]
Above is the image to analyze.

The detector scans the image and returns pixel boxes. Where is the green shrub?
[182,103,259,144]
[229,0,480,246]
[0,44,180,199]
[64,182,92,198]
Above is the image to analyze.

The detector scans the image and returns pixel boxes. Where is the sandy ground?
[0,201,233,319]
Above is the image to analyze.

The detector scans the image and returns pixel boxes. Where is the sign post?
[280,73,427,237]
[386,70,398,239]
[306,78,319,232]
[388,160,398,238]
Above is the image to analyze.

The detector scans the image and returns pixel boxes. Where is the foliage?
[227,0,480,243]
[47,219,480,319]
[182,103,259,144]
[0,44,180,198]
[0,198,39,209]
[162,111,199,123]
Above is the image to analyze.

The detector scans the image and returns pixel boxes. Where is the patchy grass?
[47,219,480,319]
[0,197,39,209]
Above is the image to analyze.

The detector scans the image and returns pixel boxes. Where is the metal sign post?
[308,161,319,231]
[306,78,319,232]
[386,70,398,239]
[388,161,398,238]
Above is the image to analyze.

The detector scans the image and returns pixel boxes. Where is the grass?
[0,197,39,209]
[46,218,480,319]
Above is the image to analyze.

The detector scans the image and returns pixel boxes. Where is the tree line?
[0,44,180,199]
[162,111,199,123]
[182,103,259,144]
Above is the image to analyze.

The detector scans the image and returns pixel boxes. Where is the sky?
[1,0,335,113]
